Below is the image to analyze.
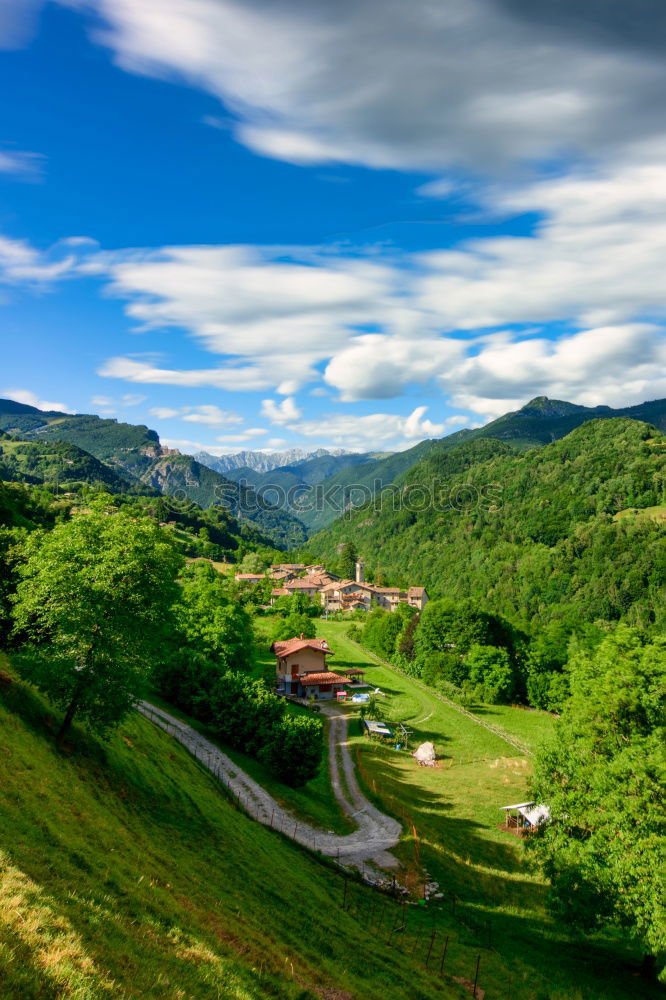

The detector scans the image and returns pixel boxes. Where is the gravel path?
[139,701,401,870]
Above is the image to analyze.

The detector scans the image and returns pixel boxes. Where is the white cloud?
[98,355,303,392]
[441,324,666,420]
[285,406,448,452]
[149,406,181,419]
[0,149,44,180]
[94,244,393,394]
[2,387,71,412]
[261,396,302,425]
[182,405,243,426]
[416,162,666,330]
[0,234,78,284]
[90,391,146,414]
[324,335,465,401]
[148,403,244,425]
[60,0,666,173]
[215,428,267,443]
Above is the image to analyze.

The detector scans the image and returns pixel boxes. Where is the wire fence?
[339,874,487,998]
[140,702,492,995]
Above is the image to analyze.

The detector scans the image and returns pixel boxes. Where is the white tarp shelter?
[413,742,436,765]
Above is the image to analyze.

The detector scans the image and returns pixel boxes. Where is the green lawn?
[614,504,666,524]
[306,621,657,999]
[469,703,557,751]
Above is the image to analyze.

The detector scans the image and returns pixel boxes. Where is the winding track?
[139,701,401,870]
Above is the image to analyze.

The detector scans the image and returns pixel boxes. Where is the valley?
[0,395,664,998]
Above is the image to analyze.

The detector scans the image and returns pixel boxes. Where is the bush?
[271,613,316,643]
[466,644,517,703]
[260,714,324,786]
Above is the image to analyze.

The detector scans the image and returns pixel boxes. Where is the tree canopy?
[12,508,182,741]
[531,628,666,967]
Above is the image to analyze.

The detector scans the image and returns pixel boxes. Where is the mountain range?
[194,446,357,475]
[251,395,666,534]
[1,393,664,544]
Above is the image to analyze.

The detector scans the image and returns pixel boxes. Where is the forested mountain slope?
[0,399,306,548]
[0,435,143,494]
[291,395,666,534]
[309,419,666,632]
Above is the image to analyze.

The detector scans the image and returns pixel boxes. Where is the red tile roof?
[298,672,350,686]
[271,637,334,657]
[408,586,426,595]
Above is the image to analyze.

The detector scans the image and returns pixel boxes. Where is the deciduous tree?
[12,510,182,743]
[531,627,666,973]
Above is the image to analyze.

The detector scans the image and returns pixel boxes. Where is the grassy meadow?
[0,624,659,1000]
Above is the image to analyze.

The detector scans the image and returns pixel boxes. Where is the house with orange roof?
[270,635,351,699]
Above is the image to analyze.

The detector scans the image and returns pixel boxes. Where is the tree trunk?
[640,954,656,978]
[56,690,81,745]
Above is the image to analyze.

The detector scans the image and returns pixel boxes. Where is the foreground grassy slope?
[1,658,483,1000]
[1,638,659,999]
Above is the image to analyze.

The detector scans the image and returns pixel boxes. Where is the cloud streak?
[60,0,666,173]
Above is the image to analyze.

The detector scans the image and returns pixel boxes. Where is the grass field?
[301,621,656,999]
[0,656,483,1000]
[614,504,666,524]
[1,631,659,1000]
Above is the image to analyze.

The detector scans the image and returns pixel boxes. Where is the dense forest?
[307,419,666,710]
[310,419,665,630]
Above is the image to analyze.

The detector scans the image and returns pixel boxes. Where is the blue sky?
[1,0,665,454]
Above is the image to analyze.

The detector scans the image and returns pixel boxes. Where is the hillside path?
[139,701,401,870]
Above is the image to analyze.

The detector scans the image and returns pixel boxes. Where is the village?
[235,558,429,614]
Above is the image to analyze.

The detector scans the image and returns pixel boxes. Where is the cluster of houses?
[235,560,428,614]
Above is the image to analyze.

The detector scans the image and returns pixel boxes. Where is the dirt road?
[140,701,401,870]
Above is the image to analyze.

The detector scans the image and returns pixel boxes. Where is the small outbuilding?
[500,801,551,830]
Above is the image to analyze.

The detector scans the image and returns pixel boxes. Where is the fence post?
[425,929,436,968]
[473,955,481,998]
[439,935,449,976]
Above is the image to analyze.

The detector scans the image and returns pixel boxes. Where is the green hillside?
[0,437,140,494]
[0,399,306,549]
[308,419,666,632]
[0,661,485,1000]
[2,645,659,1000]
[295,396,666,534]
